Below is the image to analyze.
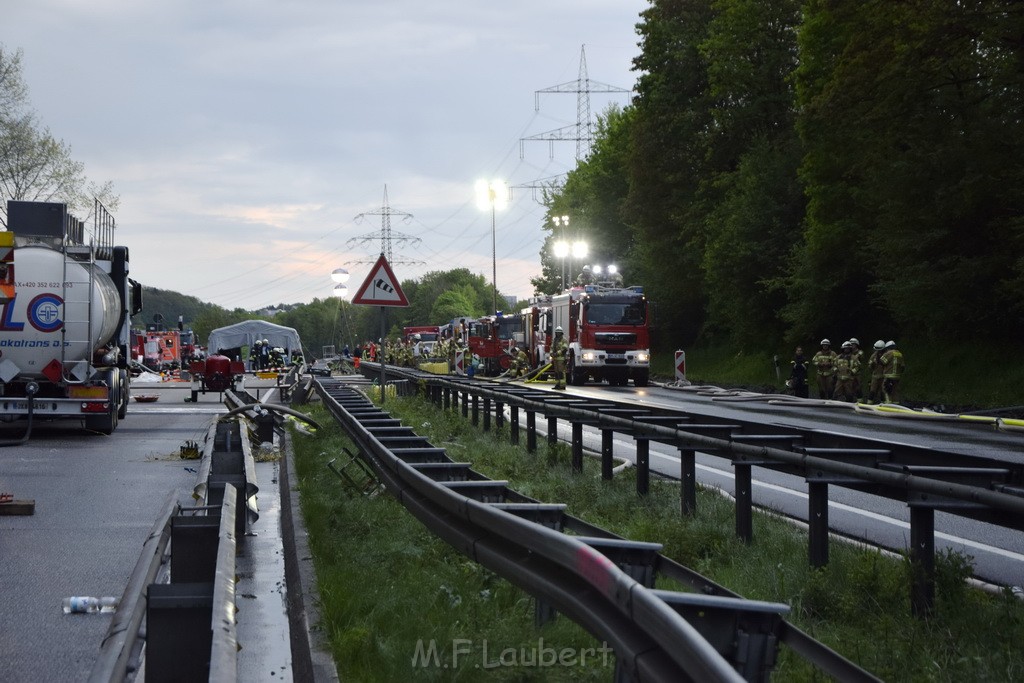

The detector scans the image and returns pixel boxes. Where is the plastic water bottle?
[62,596,118,614]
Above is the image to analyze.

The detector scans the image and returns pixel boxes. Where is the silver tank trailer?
[0,245,121,381]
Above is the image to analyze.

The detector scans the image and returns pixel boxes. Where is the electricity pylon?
[346,185,423,266]
[520,45,632,162]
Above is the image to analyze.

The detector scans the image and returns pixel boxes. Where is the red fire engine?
[462,315,523,376]
[542,283,651,386]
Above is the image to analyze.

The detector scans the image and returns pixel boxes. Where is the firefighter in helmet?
[880,340,905,403]
[551,326,568,390]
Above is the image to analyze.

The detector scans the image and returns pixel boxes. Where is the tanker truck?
[0,200,142,435]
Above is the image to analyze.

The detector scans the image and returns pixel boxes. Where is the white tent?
[206,320,302,356]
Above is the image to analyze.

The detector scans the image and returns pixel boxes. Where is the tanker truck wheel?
[117,368,129,419]
[85,371,119,435]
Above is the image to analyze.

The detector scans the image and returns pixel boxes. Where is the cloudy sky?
[4,1,647,312]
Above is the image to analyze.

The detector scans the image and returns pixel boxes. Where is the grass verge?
[292,395,1024,681]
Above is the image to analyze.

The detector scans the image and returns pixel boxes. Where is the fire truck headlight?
[635,352,650,363]
[582,352,596,362]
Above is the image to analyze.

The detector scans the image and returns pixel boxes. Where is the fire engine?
[463,314,526,376]
[402,325,441,357]
[545,283,651,386]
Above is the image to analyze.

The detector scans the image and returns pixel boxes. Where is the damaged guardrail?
[315,378,879,682]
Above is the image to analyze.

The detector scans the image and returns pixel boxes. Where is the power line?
[346,184,424,266]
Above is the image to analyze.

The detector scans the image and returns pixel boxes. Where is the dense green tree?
[534,106,637,295]
[789,0,1024,341]
[698,0,804,348]
[627,0,717,347]
[393,269,492,329]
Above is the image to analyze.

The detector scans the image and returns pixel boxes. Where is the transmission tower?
[346,185,424,266]
[520,45,631,162]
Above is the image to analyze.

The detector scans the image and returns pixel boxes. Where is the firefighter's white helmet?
[820,338,830,346]
[849,338,860,346]
[885,340,896,348]
[874,340,885,350]
[555,326,563,333]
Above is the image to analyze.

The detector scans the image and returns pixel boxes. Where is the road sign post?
[351,254,409,406]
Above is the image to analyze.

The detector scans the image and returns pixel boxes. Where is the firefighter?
[250,340,261,371]
[811,339,838,399]
[833,341,855,402]
[506,346,528,379]
[880,340,905,404]
[867,340,886,404]
[848,338,864,400]
[788,346,809,398]
[259,339,271,370]
[551,327,568,390]
[514,346,530,379]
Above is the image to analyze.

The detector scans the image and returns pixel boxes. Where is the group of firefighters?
[504,326,569,389]
[355,336,469,369]
[790,338,905,404]
[248,339,302,371]
[351,327,573,388]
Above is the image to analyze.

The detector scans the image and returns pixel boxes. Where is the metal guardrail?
[89,485,239,682]
[89,390,268,682]
[315,377,879,682]
[358,362,1024,615]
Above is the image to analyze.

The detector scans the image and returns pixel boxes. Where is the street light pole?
[475,179,507,314]
[490,200,497,315]
[552,214,570,290]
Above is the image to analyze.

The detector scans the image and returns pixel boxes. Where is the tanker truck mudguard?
[549,283,651,387]
[0,200,142,436]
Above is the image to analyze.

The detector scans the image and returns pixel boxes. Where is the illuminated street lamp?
[552,215,570,289]
[475,179,508,314]
[331,268,350,284]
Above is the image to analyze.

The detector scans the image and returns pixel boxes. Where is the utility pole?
[520,45,631,162]
[347,185,424,267]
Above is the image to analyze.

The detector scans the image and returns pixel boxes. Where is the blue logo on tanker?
[28,293,63,332]
[0,292,64,334]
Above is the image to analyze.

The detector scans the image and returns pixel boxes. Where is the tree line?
[533,0,1024,351]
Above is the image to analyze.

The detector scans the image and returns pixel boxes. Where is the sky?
[3,1,648,313]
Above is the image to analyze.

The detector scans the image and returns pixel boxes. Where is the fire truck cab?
[549,284,651,386]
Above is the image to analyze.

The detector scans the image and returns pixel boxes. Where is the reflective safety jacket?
[812,348,838,377]
[880,349,904,379]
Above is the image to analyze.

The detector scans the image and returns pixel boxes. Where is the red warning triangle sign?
[351,254,409,307]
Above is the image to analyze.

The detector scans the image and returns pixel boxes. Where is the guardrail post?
[735,462,753,542]
[526,411,537,452]
[471,394,479,426]
[571,422,583,473]
[461,389,468,418]
[510,405,520,445]
[910,505,936,617]
[547,415,558,446]
[679,448,696,516]
[495,400,504,431]
[635,437,650,496]
[808,481,829,568]
[483,397,492,431]
[601,429,614,480]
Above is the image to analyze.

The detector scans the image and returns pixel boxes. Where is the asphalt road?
[557,381,1024,589]
[0,381,227,682]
